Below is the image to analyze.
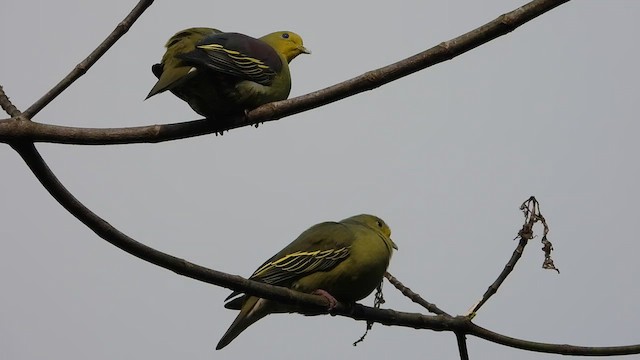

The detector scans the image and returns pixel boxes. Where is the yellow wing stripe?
[252,247,350,278]
[197,44,271,69]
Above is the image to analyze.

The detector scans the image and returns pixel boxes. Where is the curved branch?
[0,117,215,145]
[0,0,571,145]
[11,142,640,356]
[21,0,154,120]
[468,322,640,356]
[10,140,448,330]
[345,311,640,356]
[10,141,327,309]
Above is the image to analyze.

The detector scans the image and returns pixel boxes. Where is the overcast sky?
[2,1,639,359]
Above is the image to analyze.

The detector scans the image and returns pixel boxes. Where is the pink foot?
[313,289,338,310]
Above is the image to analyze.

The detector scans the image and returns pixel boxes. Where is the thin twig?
[467,196,550,316]
[1,0,571,144]
[352,281,386,346]
[385,272,450,316]
[0,85,22,117]
[21,0,154,120]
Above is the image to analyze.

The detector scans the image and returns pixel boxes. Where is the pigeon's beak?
[390,238,398,250]
[299,45,311,54]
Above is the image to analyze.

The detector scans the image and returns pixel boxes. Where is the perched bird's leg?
[243,109,261,128]
[312,289,339,310]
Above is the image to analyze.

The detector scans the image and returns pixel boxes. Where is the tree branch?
[21,0,154,120]
[10,141,326,309]
[467,197,552,316]
[456,332,470,360]
[0,0,571,145]
[467,322,640,356]
[385,272,450,316]
[9,140,446,327]
[10,142,640,356]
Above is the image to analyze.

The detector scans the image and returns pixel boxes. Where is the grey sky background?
[2,1,639,359]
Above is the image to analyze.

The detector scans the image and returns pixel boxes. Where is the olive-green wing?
[251,246,350,284]
[224,222,354,304]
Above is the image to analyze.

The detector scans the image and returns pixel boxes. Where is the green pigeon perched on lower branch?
[146,28,309,120]
[216,214,398,350]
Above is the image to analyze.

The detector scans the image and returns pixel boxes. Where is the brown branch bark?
[0,0,571,145]
[385,272,450,316]
[11,143,331,309]
[456,332,470,360]
[467,322,640,356]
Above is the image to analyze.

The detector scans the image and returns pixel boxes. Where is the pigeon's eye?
[282,33,290,39]
[376,220,383,228]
